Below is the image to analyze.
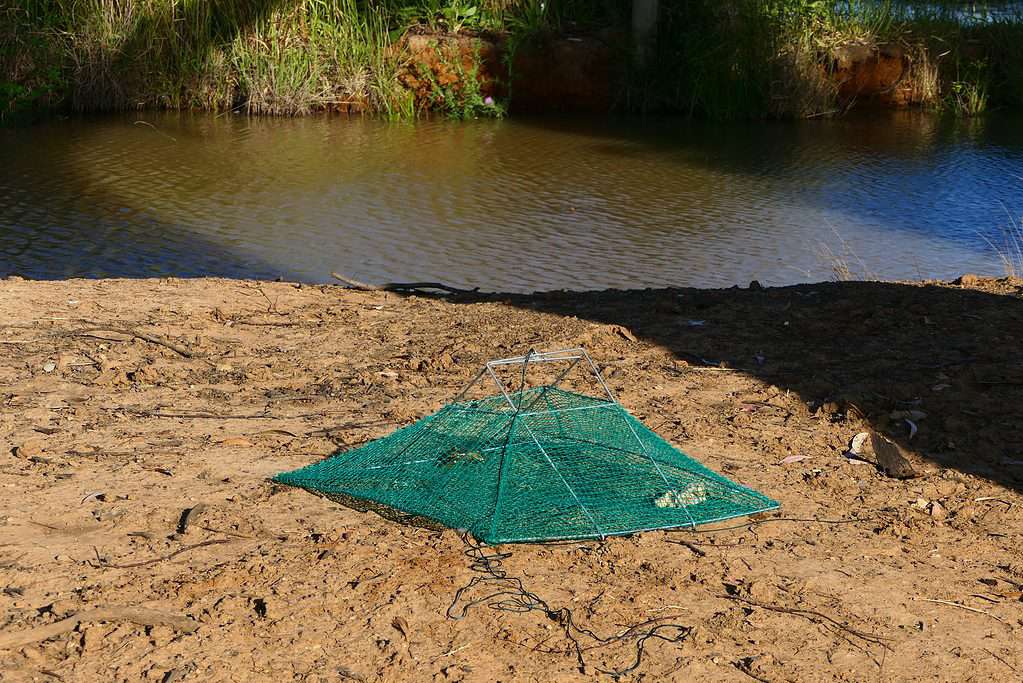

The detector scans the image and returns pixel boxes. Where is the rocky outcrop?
[827,43,920,108]
[399,33,508,110]
[401,32,936,115]
[508,34,616,113]
[401,31,615,114]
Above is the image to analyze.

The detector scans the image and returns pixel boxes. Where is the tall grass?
[622,0,1023,118]
[985,212,1023,278]
[2,0,411,117]
[3,0,1023,120]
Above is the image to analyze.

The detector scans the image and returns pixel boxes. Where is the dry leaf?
[256,429,298,438]
[391,615,410,640]
[610,325,637,342]
[80,490,104,504]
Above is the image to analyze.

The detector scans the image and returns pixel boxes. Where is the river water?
[1,112,1021,291]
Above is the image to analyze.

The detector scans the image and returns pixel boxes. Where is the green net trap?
[274,348,778,543]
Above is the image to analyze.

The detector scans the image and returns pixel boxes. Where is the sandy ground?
[1,275,1022,682]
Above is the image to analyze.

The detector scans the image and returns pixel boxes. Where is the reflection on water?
[1,112,1020,291]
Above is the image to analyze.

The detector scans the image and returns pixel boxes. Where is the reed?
[2,0,410,117]
[3,0,1023,121]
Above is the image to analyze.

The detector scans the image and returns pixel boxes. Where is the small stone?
[956,274,981,287]
[42,361,56,373]
[870,431,918,479]
[929,501,948,520]
[849,431,871,456]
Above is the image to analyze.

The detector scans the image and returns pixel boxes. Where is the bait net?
[274,348,778,543]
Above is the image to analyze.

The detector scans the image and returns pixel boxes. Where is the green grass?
[3,0,1023,122]
[1,0,415,118]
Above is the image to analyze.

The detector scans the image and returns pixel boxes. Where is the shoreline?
[1,274,1022,679]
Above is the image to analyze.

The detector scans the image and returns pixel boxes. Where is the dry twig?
[723,595,890,649]
[68,323,201,359]
[916,598,1006,623]
[96,538,232,569]
[0,607,198,650]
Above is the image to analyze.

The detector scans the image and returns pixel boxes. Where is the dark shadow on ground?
[449,278,1023,494]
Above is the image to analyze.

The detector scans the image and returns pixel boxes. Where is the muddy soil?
[1,275,1022,682]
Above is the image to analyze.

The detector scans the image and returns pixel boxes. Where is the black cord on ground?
[446,532,690,678]
[664,515,880,534]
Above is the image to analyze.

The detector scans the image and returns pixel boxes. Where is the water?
[2,112,1021,292]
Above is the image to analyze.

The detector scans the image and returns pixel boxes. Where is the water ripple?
[1,112,1020,290]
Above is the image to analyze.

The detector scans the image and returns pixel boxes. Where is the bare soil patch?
[1,276,1021,681]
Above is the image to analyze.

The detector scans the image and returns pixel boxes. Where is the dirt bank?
[1,275,1022,681]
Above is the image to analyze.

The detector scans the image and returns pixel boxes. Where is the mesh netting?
[275,349,778,543]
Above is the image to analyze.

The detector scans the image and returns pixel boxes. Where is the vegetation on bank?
[2,1,1023,122]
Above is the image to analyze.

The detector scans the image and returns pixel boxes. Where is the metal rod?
[486,365,519,410]
[450,366,489,404]
[488,414,518,541]
[517,402,617,417]
[579,348,619,405]
[486,348,585,366]
[516,348,535,410]
[520,420,604,539]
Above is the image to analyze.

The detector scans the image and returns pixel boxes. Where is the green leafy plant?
[943,59,990,117]
[440,1,480,33]
[419,40,504,119]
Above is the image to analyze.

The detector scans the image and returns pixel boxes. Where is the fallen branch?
[96,538,232,569]
[0,607,198,650]
[331,272,478,295]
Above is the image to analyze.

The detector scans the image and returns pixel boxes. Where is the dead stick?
[330,272,477,295]
[98,538,232,569]
[916,598,1006,624]
[723,595,890,648]
[667,540,706,557]
[984,648,1019,673]
[125,409,271,419]
[70,325,200,359]
[0,607,198,650]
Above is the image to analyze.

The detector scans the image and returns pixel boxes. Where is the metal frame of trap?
[438,347,703,539]
[276,346,780,544]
